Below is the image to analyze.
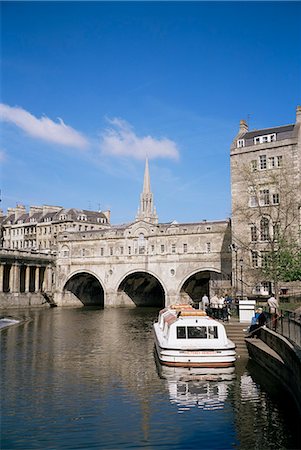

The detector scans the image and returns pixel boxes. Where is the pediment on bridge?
[125,220,157,237]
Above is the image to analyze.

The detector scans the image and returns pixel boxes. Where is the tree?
[232,160,301,298]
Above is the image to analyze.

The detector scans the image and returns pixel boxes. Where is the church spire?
[143,157,151,194]
[136,158,158,224]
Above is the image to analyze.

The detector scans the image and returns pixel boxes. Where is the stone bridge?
[54,219,232,307]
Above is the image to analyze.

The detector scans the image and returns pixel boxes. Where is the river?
[1,307,300,449]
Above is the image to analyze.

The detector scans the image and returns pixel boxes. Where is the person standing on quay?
[201,293,209,311]
[267,293,279,330]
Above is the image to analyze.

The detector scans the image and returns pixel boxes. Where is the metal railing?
[266,309,301,349]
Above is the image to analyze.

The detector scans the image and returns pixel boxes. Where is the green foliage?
[261,242,301,282]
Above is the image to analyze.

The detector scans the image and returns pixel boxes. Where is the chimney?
[14,204,26,220]
[29,206,43,217]
[239,119,248,133]
[296,105,301,124]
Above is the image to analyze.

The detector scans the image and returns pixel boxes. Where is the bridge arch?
[179,268,231,304]
[63,270,105,307]
[116,269,166,307]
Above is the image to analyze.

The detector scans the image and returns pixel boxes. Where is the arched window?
[138,233,145,254]
[61,245,70,257]
[260,218,269,241]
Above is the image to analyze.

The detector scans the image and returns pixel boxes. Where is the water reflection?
[0,307,300,449]
[156,362,236,412]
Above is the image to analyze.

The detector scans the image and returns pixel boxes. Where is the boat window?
[208,326,218,339]
[176,326,186,339]
[187,326,207,339]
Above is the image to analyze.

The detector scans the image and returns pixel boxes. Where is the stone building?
[54,160,232,307]
[230,106,301,297]
[1,204,110,251]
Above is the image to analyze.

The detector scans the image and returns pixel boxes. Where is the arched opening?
[64,272,104,307]
[180,270,231,306]
[118,272,165,307]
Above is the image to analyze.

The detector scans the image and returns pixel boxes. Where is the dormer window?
[254,133,276,145]
[237,139,245,148]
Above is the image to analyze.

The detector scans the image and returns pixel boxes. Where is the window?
[277,155,283,167]
[110,247,113,256]
[251,251,259,268]
[237,139,245,148]
[249,195,258,207]
[260,189,270,205]
[208,326,218,339]
[171,243,176,253]
[273,222,280,239]
[183,243,187,253]
[151,245,155,253]
[268,157,275,169]
[161,244,165,253]
[261,252,269,268]
[138,233,145,254]
[259,155,267,170]
[100,247,104,256]
[206,242,211,253]
[254,134,276,145]
[260,218,269,241]
[251,160,257,172]
[120,246,124,255]
[128,246,131,255]
[187,326,207,339]
[262,281,270,293]
[177,326,186,339]
[250,225,257,242]
[272,193,279,205]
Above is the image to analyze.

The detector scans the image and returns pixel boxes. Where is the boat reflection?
[155,354,236,412]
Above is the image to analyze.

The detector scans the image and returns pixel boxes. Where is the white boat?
[153,304,236,368]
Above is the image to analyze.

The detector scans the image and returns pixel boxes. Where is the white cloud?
[100,117,179,160]
[0,103,89,149]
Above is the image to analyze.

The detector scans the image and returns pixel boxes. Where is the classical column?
[45,265,53,292]
[25,265,30,293]
[35,266,40,293]
[0,264,3,293]
[14,264,20,293]
[9,264,15,293]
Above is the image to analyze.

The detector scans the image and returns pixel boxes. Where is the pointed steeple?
[143,157,151,194]
[136,158,158,224]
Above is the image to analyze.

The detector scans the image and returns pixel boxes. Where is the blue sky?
[1,1,301,224]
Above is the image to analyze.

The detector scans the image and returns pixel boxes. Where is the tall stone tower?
[136,158,158,224]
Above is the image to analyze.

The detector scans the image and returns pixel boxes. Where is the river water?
[1,307,300,449]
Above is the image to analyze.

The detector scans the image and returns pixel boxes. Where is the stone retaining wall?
[246,327,301,415]
[0,293,49,308]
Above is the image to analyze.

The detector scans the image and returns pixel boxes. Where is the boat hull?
[154,328,236,368]
[155,345,236,368]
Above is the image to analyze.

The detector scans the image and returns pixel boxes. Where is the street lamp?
[239,257,244,300]
[229,243,238,298]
